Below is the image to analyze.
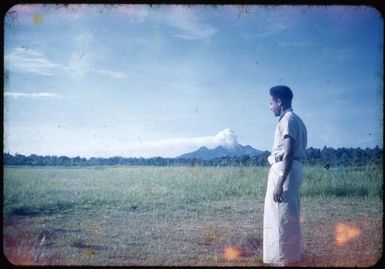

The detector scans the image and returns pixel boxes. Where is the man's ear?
[277,98,282,106]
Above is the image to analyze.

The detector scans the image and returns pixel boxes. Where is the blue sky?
[3,5,383,158]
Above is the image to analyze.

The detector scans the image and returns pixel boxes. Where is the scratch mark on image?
[78,52,85,60]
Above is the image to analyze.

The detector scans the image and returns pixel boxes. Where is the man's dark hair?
[269,85,293,103]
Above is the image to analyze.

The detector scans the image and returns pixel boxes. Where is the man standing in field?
[263,85,307,266]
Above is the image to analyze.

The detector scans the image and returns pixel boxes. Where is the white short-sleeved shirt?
[271,108,307,159]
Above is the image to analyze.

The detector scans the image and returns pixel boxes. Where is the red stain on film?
[224,246,241,261]
[335,223,361,246]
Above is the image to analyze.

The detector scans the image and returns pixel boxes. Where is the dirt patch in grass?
[6,201,77,217]
[3,197,382,266]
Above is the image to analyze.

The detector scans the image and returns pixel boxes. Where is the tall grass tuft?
[301,165,383,198]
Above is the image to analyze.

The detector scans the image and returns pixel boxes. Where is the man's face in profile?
[269,96,280,117]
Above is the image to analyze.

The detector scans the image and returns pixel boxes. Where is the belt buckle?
[275,155,283,162]
[274,155,279,163]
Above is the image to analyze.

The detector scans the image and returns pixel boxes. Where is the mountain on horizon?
[177,143,261,160]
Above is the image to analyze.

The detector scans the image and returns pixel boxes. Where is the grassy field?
[3,165,383,266]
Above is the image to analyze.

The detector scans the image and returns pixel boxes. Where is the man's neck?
[279,106,293,120]
[280,105,292,117]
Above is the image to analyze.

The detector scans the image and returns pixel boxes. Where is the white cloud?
[67,33,93,76]
[4,91,63,99]
[253,7,302,38]
[255,21,288,38]
[5,48,61,76]
[90,69,127,79]
[166,6,217,40]
[66,33,127,79]
[5,46,127,80]
[65,58,127,80]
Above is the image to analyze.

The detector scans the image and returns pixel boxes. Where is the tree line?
[3,146,383,167]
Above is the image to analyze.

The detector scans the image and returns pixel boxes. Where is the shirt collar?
[278,107,293,121]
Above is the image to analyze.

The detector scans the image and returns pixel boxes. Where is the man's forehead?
[270,96,277,102]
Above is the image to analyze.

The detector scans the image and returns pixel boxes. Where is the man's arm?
[273,135,295,203]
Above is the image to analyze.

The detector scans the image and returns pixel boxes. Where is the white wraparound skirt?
[263,160,303,264]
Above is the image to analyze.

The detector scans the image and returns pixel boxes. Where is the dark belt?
[276,155,303,162]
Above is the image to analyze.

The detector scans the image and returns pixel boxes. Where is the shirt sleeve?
[280,116,298,140]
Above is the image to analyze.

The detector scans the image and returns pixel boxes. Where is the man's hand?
[273,135,295,203]
[273,178,284,203]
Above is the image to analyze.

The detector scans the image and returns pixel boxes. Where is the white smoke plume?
[213,128,238,148]
[99,128,239,158]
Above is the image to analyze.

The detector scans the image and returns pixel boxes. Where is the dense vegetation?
[3,146,383,167]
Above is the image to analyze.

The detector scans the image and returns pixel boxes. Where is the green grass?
[302,165,383,198]
[3,165,383,266]
[3,165,382,217]
[3,166,267,216]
